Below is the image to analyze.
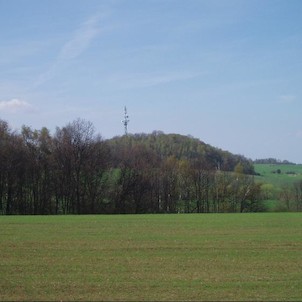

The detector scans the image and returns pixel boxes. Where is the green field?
[1,214,302,301]
[254,164,302,211]
[254,164,302,187]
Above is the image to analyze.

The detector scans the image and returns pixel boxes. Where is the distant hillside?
[254,158,296,165]
[254,163,302,211]
[107,131,255,174]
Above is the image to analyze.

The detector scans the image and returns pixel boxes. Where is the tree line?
[254,158,296,165]
[278,181,302,212]
[0,118,266,215]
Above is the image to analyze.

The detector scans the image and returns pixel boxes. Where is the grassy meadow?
[1,213,302,301]
[254,164,302,187]
[254,164,302,211]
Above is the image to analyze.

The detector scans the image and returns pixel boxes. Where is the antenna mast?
[122,106,130,135]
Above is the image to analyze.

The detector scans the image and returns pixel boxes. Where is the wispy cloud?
[0,98,34,112]
[279,94,297,104]
[58,14,102,61]
[35,13,103,87]
[108,71,203,89]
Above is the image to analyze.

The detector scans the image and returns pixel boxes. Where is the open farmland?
[254,164,302,211]
[1,214,302,301]
[254,164,302,187]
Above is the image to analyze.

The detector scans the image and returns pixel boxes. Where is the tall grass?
[1,214,302,301]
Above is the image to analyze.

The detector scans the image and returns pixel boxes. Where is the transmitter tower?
[122,106,130,135]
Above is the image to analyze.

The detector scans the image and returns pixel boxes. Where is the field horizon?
[1,213,302,301]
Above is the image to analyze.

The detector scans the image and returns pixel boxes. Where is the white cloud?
[0,99,33,112]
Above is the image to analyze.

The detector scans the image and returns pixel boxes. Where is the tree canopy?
[0,118,265,215]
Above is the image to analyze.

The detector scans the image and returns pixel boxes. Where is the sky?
[0,0,302,163]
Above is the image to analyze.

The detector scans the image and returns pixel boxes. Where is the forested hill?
[107,131,255,175]
[0,118,258,215]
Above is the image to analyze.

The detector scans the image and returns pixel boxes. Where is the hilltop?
[107,131,255,175]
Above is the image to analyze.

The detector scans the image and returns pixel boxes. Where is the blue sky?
[0,0,301,163]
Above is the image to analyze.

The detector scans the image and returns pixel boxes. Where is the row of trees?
[0,119,110,214]
[279,181,302,211]
[0,118,264,215]
[254,158,296,165]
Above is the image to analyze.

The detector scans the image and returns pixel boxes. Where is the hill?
[107,132,255,175]
[0,118,261,215]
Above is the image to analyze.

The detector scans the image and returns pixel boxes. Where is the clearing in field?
[0,213,302,301]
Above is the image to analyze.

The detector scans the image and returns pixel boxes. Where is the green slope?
[255,164,302,186]
[254,164,302,211]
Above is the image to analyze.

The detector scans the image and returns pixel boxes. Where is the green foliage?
[254,158,296,165]
[1,214,302,301]
[1,120,261,215]
[108,132,255,173]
